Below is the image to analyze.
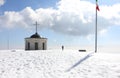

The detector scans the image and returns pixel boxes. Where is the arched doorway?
[28,42,30,50]
[43,43,45,50]
[35,42,38,50]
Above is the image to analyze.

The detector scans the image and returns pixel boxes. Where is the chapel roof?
[30,32,41,38]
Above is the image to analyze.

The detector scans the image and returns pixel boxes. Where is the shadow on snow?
[65,52,94,72]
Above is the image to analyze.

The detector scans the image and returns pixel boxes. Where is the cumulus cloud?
[0,0,5,6]
[0,0,120,36]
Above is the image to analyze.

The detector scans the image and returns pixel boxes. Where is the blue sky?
[0,0,120,51]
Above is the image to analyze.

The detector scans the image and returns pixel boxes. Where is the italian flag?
[96,0,100,11]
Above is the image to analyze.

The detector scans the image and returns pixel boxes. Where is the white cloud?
[0,0,5,6]
[0,0,120,36]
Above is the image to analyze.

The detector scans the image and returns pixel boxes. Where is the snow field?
[0,50,120,78]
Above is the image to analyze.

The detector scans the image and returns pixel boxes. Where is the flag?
[96,4,100,11]
[96,0,100,11]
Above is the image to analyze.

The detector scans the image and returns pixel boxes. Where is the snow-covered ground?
[0,50,120,78]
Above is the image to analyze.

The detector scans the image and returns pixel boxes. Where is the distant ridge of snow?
[0,50,120,78]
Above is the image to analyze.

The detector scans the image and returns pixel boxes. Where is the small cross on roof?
[34,21,39,33]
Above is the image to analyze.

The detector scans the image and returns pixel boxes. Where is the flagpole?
[95,1,97,53]
[7,30,9,50]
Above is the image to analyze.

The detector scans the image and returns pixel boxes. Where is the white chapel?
[25,22,47,50]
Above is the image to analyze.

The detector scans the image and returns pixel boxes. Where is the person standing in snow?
[62,45,64,51]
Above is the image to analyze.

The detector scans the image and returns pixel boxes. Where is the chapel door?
[28,42,30,50]
[35,42,38,50]
[43,43,45,50]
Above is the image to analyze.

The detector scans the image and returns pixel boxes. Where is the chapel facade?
[25,22,47,50]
